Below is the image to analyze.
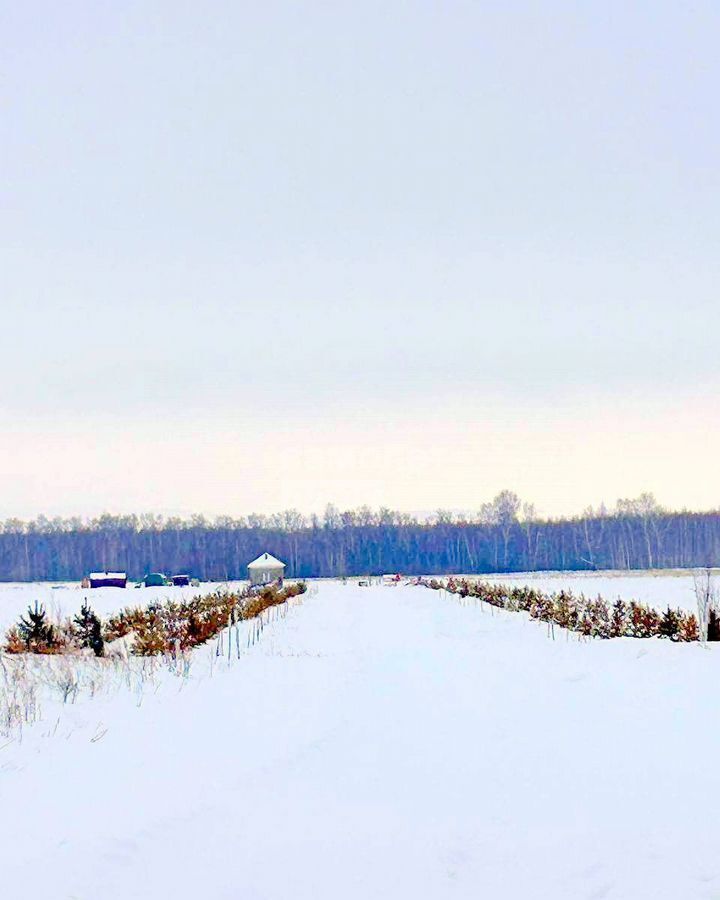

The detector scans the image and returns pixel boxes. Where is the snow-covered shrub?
[4,627,25,654]
[104,606,147,643]
[4,581,308,661]
[678,612,700,642]
[133,604,170,656]
[472,583,507,608]
[586,596,611,638]
[643,606,661,637]
[610,599,628,637]
[529,593,555,623]
[576,595,595,637]
[627,602,649,638]
[127,581,307,657]
[554,590,579,631]
[509,586,539,612]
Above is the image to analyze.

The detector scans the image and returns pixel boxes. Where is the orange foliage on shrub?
[4,626,25,654]
[111,581,307,656]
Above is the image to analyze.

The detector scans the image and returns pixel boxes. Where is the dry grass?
[0,581,308,736]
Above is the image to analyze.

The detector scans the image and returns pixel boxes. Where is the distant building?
[143,572,168,587]
[247,552,286,586]
[171,574,190,587]
[89,572,127,589]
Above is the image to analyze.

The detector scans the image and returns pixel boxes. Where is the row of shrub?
[422,577,713,642]
[3,582,307,657]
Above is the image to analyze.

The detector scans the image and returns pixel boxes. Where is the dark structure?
[171,574,190,586]
[89,571,127,589]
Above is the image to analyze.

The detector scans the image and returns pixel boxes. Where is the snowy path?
[2,583,719,899]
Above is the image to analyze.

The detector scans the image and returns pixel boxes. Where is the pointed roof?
[247,552,286,569]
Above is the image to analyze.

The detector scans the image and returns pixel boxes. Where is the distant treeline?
[0,492,719,581]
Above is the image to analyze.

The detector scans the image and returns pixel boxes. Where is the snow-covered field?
[2,579,719,899]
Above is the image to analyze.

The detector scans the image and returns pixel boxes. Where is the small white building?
[247,552,286,586]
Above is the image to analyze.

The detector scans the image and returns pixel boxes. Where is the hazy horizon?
[3,2,719,520]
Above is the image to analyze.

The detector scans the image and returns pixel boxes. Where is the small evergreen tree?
[642,607,661,638]
[18,602,59,653]
[659,607,681,641]
[73,601,104,657]
[707,608,720,641]
[610,599,628,637]
[586,595,611,638]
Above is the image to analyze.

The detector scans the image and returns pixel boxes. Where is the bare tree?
[693,567,717,644]
[479,490,521,570]
[616,492,664,569]
[520,502,541,570]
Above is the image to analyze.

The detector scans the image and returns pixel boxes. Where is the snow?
[1,579,719,899]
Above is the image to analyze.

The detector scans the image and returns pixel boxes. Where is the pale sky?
[2,2,719,520]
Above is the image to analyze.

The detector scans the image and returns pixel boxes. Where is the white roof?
[89,572,127,579]
[247,553,285,569]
